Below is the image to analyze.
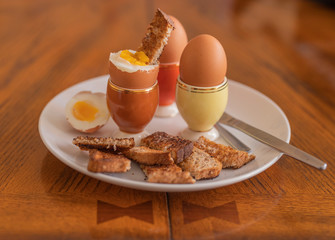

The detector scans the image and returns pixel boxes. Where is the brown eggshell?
[180,34,227,87]
[79,125,103,133]
[109,61,159,89]
[159,16,188,64]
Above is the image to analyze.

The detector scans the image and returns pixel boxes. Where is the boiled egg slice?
[65,91,110,133]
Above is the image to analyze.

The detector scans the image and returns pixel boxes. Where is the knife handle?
[224,115,327,170]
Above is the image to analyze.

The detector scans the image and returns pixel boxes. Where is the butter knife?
[215,123,251,152]
[219,113,327,170]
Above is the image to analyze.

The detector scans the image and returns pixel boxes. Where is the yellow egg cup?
[176,76,228,141]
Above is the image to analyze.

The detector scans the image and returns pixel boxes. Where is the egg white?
[65,91,110,133]
[109,50,157,73]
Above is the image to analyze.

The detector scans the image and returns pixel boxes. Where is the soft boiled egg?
[65,91,110,133]
[109,50,159,89]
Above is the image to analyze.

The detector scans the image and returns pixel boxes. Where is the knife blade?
[215,123,251,152]
[219,113,327,170]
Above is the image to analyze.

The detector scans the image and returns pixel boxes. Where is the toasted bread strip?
[179,147,222,180]
[137,8,175,64]
[87,150,131,173]
[194,136,256,168]
[140,131,193,164]
[73,136,135,152]
[141,164,195,184]
[123,146,174,165]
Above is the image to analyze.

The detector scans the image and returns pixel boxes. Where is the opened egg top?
[109,50,159,89]
[180,34,227,87]
[108,9,174,90]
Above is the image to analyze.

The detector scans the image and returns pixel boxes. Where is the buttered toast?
[194,136,255,168]
[179,147,222,180]
[123,146,174,165]
[73,136,135,152]
[72,132,256,183]
[140,131,193,164]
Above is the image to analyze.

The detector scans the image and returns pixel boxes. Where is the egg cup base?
[113,129,149,145]
[154,102,179,118]
[179,127,219,141]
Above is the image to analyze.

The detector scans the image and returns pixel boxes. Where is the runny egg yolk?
[72,101,98,122]
[120,50,149,66]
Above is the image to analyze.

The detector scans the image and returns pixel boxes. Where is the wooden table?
[1,0,335,239]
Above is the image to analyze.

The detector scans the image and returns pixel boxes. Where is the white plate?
[38,75,290,192]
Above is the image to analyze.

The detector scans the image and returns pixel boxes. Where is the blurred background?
[0,0,335,97]
[0,0,334,115]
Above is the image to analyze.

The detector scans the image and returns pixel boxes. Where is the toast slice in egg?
[137,8,175,65]
[194,136,256,168]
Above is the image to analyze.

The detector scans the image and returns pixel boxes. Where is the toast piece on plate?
[140,131,193,164]
[141,164,195,184]
[87,149,131,173]
[123,146,174,165]
[179,147,222,180]
[194,136,255,168]
[73,136,135,152]
[137,8,175,64]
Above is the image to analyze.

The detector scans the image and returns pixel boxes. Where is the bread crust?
[73,136,135,152]
[123,146,174,165]
[87,149,131,173]
[179,147,222,180]
[194,136,256,168]
[140,131,193,163]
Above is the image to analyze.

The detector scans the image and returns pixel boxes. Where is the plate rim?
[38,75,291,192]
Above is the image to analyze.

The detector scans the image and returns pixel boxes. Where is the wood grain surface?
[1,0,335,239]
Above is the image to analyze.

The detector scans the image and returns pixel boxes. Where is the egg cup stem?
[154,102,178,118]
[180,127,219,141]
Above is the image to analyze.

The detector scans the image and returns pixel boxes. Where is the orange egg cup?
[106,78,159,134]
[157,63,180,106]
